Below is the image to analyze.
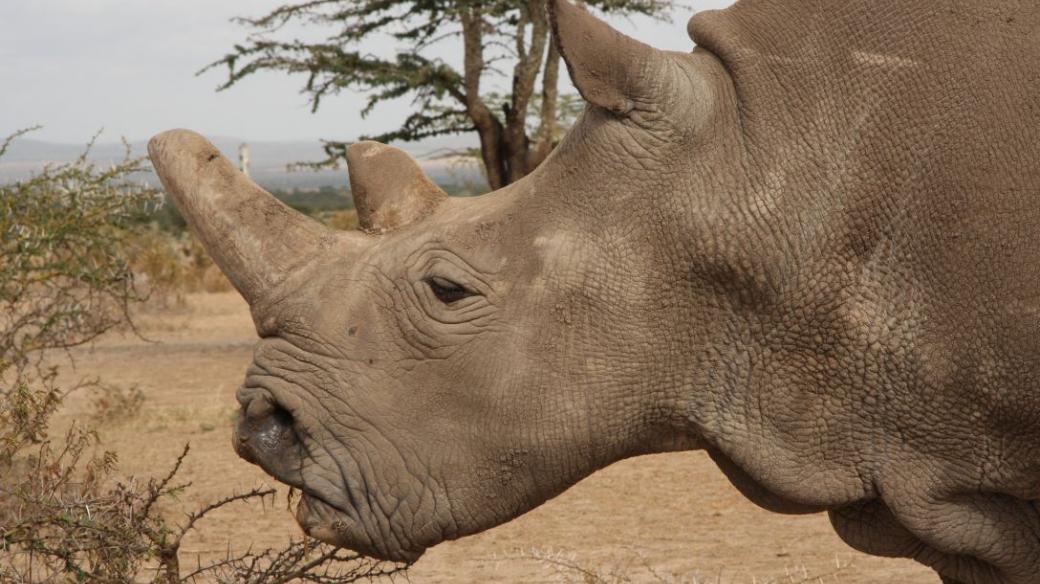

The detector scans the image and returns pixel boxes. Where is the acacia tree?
[202,0,673,189]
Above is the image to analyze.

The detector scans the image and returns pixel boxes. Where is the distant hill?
[0,134,487,193]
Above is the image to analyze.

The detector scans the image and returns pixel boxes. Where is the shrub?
[124,227,188,306]
[182,234,233,293]
[0,128,158,377]
[1,437,403,583]
[123,227,233,306]
[0,129,404,582]
[88,382,146,423]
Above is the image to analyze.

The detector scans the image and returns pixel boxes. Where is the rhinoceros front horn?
[148,129,336,306]
[346,141,448,234]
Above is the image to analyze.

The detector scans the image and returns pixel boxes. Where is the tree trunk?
[458,0,565,190]
[460,7,508,190]
[504,0,550,184]
[528,42,560,173]
[476,125,507,191]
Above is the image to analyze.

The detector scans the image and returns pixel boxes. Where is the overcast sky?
[1,0,734,144]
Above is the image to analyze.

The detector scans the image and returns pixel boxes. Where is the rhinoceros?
[148,0,1040,582]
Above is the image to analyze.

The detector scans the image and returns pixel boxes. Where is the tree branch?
[460,5,507,189]
[200,0,677,185]
[504,0,549,182]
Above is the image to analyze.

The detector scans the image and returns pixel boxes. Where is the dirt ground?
[55,292,936,583]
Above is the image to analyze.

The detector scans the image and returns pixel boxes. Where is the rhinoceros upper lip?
[236,383,360,521]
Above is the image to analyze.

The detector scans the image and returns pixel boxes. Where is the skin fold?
[148,1,1040,582]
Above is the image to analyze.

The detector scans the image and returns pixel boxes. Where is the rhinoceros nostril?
[271,404,294,428]
[234,390,301,469]
[253,402,296,453]
[246,394,276,420]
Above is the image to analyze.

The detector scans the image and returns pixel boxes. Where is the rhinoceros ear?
[346,141,448,234]
[549,0,677,116]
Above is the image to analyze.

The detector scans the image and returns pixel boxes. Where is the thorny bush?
[0,128,406,582]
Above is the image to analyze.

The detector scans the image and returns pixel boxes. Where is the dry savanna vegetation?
[0,130,936,583]
[0,129,399,583]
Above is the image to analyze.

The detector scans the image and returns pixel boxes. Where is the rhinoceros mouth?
[234,385,424,562]
[296,488,426,562]
[294,491,355,542]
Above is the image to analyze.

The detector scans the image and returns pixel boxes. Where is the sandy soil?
[54,292,936,583]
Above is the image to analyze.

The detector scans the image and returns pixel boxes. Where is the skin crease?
[147,1,1040,583]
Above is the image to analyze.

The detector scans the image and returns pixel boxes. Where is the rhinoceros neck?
[669,0,1040,510]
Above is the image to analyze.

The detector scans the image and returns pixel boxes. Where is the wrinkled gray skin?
[148,1,1040,583]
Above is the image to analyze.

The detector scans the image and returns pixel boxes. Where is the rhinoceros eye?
[425,276,473,304]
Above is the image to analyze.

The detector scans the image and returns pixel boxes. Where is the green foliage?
[0,127,160,376]
[202,1,474,155]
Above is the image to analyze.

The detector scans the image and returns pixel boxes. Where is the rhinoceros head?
[150,0,739,562]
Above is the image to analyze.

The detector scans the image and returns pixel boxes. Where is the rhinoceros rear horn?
[148,129,335,306]
[549,0,685,117]
[346,141,448,234]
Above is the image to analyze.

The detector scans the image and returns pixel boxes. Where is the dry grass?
[87,382,146,423]
[511,547,856,584]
